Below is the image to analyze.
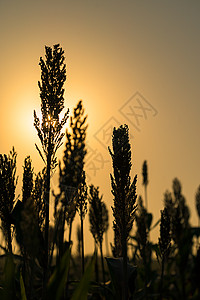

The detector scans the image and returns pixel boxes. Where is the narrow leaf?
[20,272,27,300]
[35,144,46,164]
[71,253,95,300]
[47,247,71,300]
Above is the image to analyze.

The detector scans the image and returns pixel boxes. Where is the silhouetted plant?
[22,156,33,204]
[163,191,174,220]
[158,207,171,300]
[34,44,69,285]
[18,156,34,293]
[135,197,148,257]
[104,210,109,256]
[109,124,137,300]
[195,185,200,227]
[58,100,87,254]
[76,224,81,258]
[12,156,46,298]
[142,160,148,210]
[76,170,88,275]
[192,246,200,297]
[0,147,17,253]
[135,196,151,299]
[89,184,109,284]
[33,169,45,231]
[164,178,192,300]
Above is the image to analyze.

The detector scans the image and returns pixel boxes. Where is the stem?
[145,184,148,210]
[49,208,63,267]
[43,126,52,293]
[122,193,128,300]
[59,206,67,261]
[94,243,99,283]
[142,247,148,300]
[105,230,109,256]
[69,220,72,243]
[81,212,85,275]
[159,257,165,300]
[100,242,105,286]
[7,226,12,254]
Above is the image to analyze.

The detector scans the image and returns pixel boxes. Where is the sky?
[0,0,200,254]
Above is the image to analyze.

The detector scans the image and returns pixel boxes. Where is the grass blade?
[47,247,71,300]
[20,272,27,300]
[71,253,95,300]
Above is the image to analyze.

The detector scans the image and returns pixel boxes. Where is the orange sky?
[0,0,200,254]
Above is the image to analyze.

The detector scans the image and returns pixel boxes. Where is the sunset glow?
[0,0,200,256]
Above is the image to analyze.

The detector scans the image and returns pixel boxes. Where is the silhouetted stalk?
[81,211,85,274]
[0,148,17,255]
[34,45,68,297]
[143,248,148,300]
[7,230,12,254]
[99,242,105,286]
[144,185,148,211]
[49,208,63,267]
[159,257,165,300]
[195,185,200,228]
[44,127,52,289]
[59,206,67,262]
[77,171,87,275]
[122,191,128,300]
[105,230,109,256]
[158,208,171,300]
[142,161,148,210]
[88,184,108,287]
[94,243,99,282]
[109,125,137,300]
[69,220,72,243]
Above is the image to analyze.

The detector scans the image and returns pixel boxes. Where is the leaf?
[151,243,161,262]
[147,213,153,230]
[35,143,46,164]
[2,254,15,300]
[150,218,160,231]
[105,257,137,299]
[20,272,27,300]
[47,247,71,300]
[71,253,95,300]
[0,245,8,254]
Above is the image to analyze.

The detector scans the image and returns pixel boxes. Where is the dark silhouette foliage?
[89,184,109,284]
[89,184,108,247]
[76,170,88,274]
[195,185,200,225]
[109,124,137,300]
[58,100,88,240]
[52,100,87,274]
[159,208,171,260]
[142,160,148,186]
[142,160,148,209]
[34,44,69,287]
[33,169,45,231]
[109,124,137,257]
[158,208,171,300]
[0,148,17,253]
[22,156,33,204]
[34,44,69,170]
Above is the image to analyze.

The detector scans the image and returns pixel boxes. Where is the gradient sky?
[0,0,200,254]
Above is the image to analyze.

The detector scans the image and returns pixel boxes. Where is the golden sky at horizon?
[0,0,200,254]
